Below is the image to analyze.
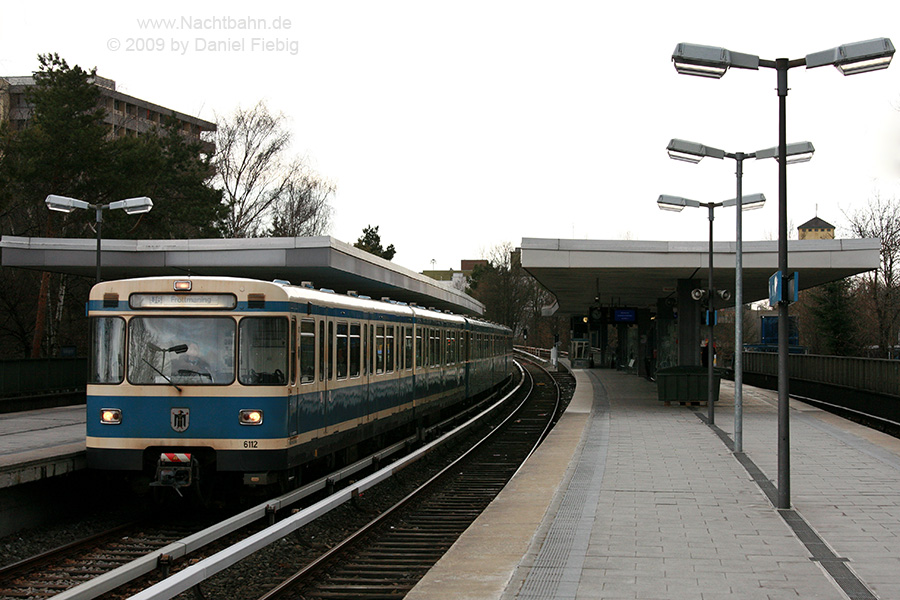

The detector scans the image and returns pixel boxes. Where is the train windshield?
[128,317,236,385]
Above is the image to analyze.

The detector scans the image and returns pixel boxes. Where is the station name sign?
[129,293,237,309]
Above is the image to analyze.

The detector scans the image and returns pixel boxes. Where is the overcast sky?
[3,1,900,273]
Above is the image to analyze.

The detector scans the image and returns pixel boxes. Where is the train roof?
[90,276,511,334]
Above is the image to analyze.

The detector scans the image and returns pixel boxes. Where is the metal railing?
[0,358,87,397]
[743,351,900,398]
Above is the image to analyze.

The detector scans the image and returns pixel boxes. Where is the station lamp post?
[45,195,153,283]
[657,193,765,426]
[666,139,814,454]
[671,37,894,509]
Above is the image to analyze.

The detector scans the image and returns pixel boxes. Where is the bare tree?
[213,102,334,238]
[468,242,553,341]
[844,192,900,356]
[268,162,335,237]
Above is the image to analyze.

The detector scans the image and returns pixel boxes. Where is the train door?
[325,319,335,430]
[319,319,328,433]
[413,323,423,408]
[298,318,320,439]
[288,317,299,438]
[402,325,414,410]
[362,321,370,422]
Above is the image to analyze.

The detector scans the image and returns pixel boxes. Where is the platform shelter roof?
[0,235,484,316]
[520,237,880,316]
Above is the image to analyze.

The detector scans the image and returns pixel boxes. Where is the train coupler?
[150,453,198,496]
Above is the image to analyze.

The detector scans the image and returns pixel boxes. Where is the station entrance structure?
[0,235,484,316]
[520,237,880,377]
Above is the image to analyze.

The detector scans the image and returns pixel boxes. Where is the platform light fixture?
[672,36,893,510]
[46,195,153,283]
[666,138,812,453]
[657,193,765,426]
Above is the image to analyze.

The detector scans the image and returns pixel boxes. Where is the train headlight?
[101,408,122,425]
[239,409,263,425]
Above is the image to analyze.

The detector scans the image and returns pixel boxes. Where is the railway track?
[791,393,900,438]
[0,519,207,600]
[252,359,566,600]
[0,360,557,600]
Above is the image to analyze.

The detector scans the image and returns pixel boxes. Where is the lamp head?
[806,38,895,75]
[109,196,153,215]
[741,193,766,211]
[45,194,90,213]
[672,43,759,78]
[755,142,815,164]
[667,139,726,163]
[657,195,701,212]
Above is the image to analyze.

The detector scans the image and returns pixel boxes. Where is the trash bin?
[656,366,723,404]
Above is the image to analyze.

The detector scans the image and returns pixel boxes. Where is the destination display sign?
[129,293,237,309]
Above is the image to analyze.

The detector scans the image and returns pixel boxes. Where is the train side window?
[336,322,348,380]
[415,326,423,371]
[300,319,315,383]
[370,324,375,375]
[362,324,368,376]
[328,321,334,380]
[434,327,440,367]
[451,330,457,364]
[350,323,361,378]
[319,321,326,382]
[386,325,395,373]
[91,316,125,384]
[238,317,288,385]
[404,327,413,370]
[460,331,467,362]
[446,330,453,365]
[376,325,385,374]
[398,326,404,370]
[290,317,297,385]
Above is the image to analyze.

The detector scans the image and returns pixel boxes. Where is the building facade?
[798,216,836,240]
[0,75,215,152]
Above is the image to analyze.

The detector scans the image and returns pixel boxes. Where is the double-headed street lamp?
[672,37,894,509]
[658,193,765,426]
[45,195,153,283]
[666,139,814,454]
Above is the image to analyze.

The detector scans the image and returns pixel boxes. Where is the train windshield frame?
[127,316,236,386]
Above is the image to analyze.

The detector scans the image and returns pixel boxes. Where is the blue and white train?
[86,276,512,492]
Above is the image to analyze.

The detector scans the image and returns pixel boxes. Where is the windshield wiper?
[143,358,182,391]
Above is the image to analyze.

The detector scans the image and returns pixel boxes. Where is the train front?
[85,277,292,495]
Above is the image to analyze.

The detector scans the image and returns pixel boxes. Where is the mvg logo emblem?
[171,408,190,432]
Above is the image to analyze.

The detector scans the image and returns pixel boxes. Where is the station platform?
[0,405,86,488]
[407,367,900,600]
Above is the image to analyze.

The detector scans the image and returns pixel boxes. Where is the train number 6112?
[243,440,259,449]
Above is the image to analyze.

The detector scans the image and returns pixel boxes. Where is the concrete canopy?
[520,237,880,316]
[0,235,484,316]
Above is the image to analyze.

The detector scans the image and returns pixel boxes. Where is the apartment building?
[0,74,215,152]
